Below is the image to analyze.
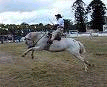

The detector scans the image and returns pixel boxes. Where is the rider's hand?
[47,40,53,44]
[55,24,59,27]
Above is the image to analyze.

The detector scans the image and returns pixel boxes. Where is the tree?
[64,19,74,32]
[72,0,87,32]
[36,23,44,31]
[86,0,106,31]
[44,24,52,32]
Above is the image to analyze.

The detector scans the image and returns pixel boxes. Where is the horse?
[22,32,92,71]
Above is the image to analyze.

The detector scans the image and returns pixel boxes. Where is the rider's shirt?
[57,18,64,28]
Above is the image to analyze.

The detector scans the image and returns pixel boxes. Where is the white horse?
[22,32,92,71]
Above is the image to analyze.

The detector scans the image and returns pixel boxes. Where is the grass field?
[0,37,107,87]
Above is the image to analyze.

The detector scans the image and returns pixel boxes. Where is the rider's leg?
[51,28,63,41]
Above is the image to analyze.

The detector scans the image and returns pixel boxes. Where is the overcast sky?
[0,0,107,25]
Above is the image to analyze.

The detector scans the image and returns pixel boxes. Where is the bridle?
[25,32,47,47]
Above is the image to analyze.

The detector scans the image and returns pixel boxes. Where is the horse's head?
[24,32,40,48]
[24,32,48,48]
[25,37,35,48]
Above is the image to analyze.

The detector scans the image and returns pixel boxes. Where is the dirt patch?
[95,53,107,56]
[0,40,107,87]
[0,51,14,64]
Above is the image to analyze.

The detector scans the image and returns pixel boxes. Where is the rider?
[48,14,64,44]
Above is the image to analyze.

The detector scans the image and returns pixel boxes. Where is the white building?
[103,16,107,32]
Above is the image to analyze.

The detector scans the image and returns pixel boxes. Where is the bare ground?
[0,51,14,64]
[0,37,107,87]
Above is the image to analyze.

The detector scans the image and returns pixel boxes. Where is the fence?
[0,35,20,44]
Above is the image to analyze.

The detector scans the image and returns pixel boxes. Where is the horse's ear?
[24,37,26,40]
[24,37,31,40]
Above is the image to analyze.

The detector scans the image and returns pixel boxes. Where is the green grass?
[0,37,107,87]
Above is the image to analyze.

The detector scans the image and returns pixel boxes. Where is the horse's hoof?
[32,57,34,59]
[22,55,25,57]
[89,64,95,67]
[85,69,88,72]
[91,64,95,67]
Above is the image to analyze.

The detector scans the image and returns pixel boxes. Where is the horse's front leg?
[22,48,33,57]
[31,50,34,59]
[22,46,42,59]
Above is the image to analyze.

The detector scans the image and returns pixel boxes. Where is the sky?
[0,0,107,25]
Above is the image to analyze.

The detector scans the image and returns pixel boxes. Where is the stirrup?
[47,40,53,44]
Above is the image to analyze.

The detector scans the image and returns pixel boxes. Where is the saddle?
[45,33,61,50]
[47,33,61,44]
[54,35,61,41]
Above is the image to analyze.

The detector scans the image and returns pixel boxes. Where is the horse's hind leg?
[73,54,89,72]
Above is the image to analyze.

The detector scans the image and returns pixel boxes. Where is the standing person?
[48,14,64,44]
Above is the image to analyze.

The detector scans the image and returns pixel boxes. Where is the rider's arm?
[54,24,59,27]
[58,18,64,28]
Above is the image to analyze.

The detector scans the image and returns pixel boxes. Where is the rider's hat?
[55,14,62,18]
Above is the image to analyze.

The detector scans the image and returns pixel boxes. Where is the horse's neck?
[30,32,42,41]
[35,33,47,42]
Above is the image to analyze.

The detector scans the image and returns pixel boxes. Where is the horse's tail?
[78,41,86,54]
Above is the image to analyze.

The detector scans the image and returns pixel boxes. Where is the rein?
[33,32,47,46]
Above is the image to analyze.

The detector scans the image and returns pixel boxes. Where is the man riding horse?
[47,14,64,44]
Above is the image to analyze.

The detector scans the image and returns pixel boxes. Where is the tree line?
[0,19,75,37]
[72,0,107,32]
[0,0,107,37]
